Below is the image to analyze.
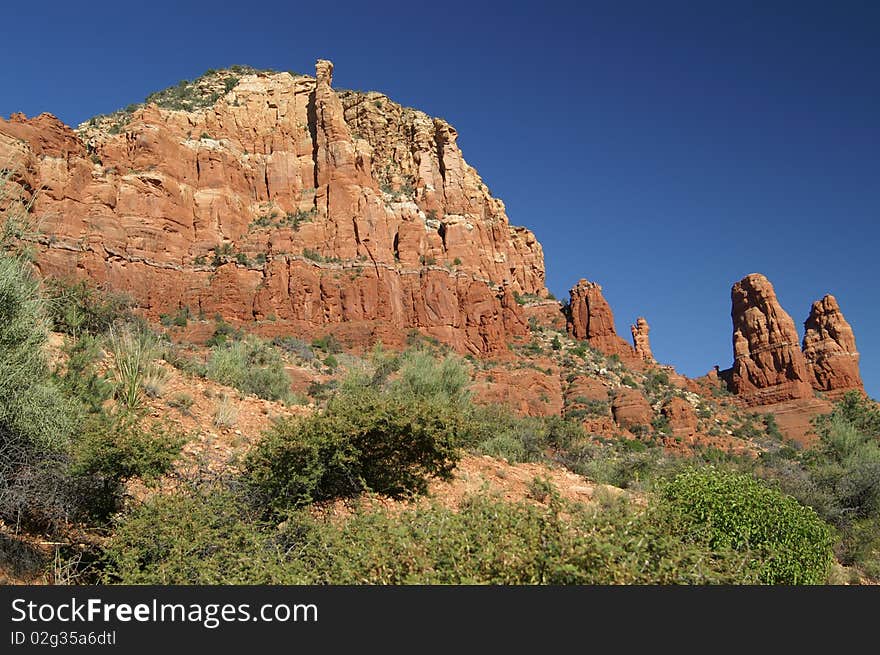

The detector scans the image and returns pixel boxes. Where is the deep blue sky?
[4,1,878,398]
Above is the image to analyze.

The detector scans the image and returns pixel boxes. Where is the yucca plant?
[108,325,158,409]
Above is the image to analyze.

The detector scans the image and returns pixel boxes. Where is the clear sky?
[3,1,878,399]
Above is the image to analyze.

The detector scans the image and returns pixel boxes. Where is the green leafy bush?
[658,468,834,584]
[103,489,765,585]
[69,413,184,521]
[206,338,292,402]
[245,388,465,514]
[101,490,281,584]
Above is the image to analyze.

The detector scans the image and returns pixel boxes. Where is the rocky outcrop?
[567,280,636,361]
[630,317,653,362]
[728,273,813,405]
[802,294,863,397]
[610,388,653,430]
[0,60,546,355]
[660,397,697,437]
[473,362,563,417]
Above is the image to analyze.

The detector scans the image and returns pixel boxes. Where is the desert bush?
[658,468,834,584]
[44,278,134,337]
[54,334,114,412]
[141,364,169,399]
[245,388,465,515]
[101,490,281,584]
[213,394,238,428]
[206,338,292,402]
[206,319,243,347]
[392,349,471,405]
[464,406,552,463]
[103,489,766,585]
[311,333,343,354]
[69,413,184,521]
[0,255,77,527]
[271,336,315,361]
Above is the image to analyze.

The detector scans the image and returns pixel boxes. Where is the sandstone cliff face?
[803,294,863,397]
[630,317,653,362]
[728,273,813,405]
[566,279,636,361]
[0,61,546,355]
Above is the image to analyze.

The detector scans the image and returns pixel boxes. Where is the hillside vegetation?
[1,171,877,586]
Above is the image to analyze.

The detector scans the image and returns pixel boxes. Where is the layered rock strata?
[0,60,547,355]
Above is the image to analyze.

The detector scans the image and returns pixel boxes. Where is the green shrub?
[205,319,243,347]
[55,335,114,412]
[44,278,134,337]
[206,338,292,402]
[69,413,184,521]
[311,334,343,353]
[101,490,281,584]
[464,405,552,463]
[391,349,471,405]
[245,388,465,514]
[103,489,763,585]
[0,255,77,526]
[658,468,834,584]
[643,369,670,395]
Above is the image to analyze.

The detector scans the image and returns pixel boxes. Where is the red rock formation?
[660,397,697,437]
[802,294,863,397]
[610,388,653,430]
[567,279,636,361]
[728,273,813,405]
[0,60,546,355]
[473,362,563,417]
[522,300,566,332]
[630,317,653,362]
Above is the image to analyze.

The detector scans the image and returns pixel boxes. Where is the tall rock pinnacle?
[802,294,863,396]
[630,317,654,362]
[567,279,635,360]
[728,273,813,404]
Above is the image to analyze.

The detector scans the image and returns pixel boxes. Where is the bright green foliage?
[245,388,465,514]
[658,468,834,584]
[206,338,293,402]
[101,491,280,584]
[102,490,766,585]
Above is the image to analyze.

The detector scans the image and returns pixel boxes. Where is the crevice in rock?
[307,90,319,189]
[434,124,447,182]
